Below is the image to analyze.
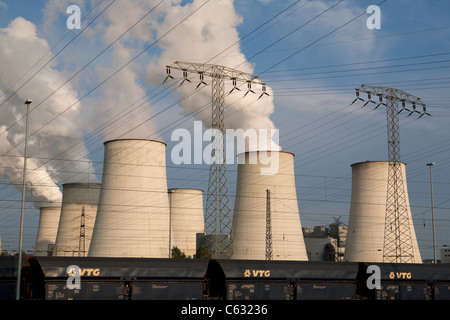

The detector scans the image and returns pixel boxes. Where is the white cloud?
[266,1,380,61]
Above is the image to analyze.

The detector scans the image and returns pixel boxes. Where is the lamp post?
[427,162,436,264]
[16,99,31,300]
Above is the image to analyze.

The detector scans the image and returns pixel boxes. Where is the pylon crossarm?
[167,61,266,85]
[358,85,426,106]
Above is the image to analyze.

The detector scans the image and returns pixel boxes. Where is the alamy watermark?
[366,5,381,30]
[171,121,280,175]
[65,4,380,32]
[66,5,81,30]
[366,264,381,290]
[66,265,81,289]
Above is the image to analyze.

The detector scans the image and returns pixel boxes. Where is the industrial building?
[441,249,450,264]
[344,161,422,263]
[33,205,61,256]
[230,151,308,261]
[20,140,434,265]
[88,139,171,258]
[168,188,204,258]
[53,183,101,257]
[303,220,348,262]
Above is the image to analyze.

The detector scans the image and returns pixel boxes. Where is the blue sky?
[0,0,449,261]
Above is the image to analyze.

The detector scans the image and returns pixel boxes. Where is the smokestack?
[168,188,204,258]
[88,139,170,258]
[53,183,101,256]
[33,205,61,256]
[344,161,422,263]
[231,151,308,261]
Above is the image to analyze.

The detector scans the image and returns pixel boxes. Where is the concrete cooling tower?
[54,183,101,256]
[231,151,308,261]
[168,188,204,258]
[344,161,422,263]
[33,205,61,256]
[88,139,170,258]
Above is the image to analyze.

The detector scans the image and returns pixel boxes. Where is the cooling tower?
[231,151,308,261]
[168,188,204,257]
[88,139,170,258]
[33,205,61,256]
[344,161,422,263]
[54,183,101,256]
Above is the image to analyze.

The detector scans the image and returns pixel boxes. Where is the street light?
[426,162,436,264]
[16,99,31,300]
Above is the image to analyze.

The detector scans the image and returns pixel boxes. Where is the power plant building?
[344,161,422,263]
[231,151,308,261]
[33,205,61,256]
[168,188,204,257]
[53,183,101,256]
[88,139,171,258]
[303,221,348,262]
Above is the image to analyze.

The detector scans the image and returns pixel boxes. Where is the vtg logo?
[244,269,271,278]
[389,271,412,279]
[66,265,101,290]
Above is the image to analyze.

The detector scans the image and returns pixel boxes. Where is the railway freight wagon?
[27,257,209,300]
[7,257,450,300]
[0,256,21,300]
[357,262,450,300]
[208,260,360,300]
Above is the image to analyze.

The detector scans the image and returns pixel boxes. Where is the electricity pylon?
[352,84,429,263]
[165,61,269,259]
[265,189,273,261]
[78,205,86,257]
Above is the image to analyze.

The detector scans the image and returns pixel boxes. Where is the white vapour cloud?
[0,0,283,209]
[146,0,280,151]
[42,0,280,150]
[50,0,161,142]
[0,17,96,206]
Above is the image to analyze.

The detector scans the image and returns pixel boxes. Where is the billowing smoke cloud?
[79,0,160,142]
[0,17,96,207]
[0,0,283,207]
[42,0,279,149]
[146,0,280,152]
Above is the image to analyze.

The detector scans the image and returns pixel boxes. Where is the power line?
[256,0,389,76]
[0,0,118,110]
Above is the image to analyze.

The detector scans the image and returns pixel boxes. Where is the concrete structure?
[441,248,450,264]
[54,183,101,256]
[231,151,308,261]
[33,205,61,256]
[303,221,348,262]
[344,161,422,263]
[168,188,204,257]
[89,139,170,258]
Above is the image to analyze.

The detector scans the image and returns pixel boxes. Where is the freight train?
[1,256,450,300]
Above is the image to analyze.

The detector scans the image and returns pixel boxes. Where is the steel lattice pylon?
[78,205,86,257]
[352,85,429,263]
[265,189,273,261]
[165,61,268,259]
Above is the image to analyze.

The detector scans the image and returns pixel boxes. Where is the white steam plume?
[146,0,280,152]
[66,0,160,142]
[0,17,96,207]
[42,0,279,149]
